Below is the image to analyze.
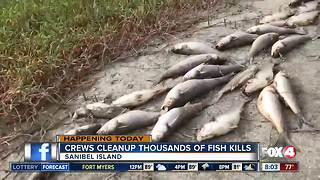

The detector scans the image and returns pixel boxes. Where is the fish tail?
[153,77,164,86]
[154,85,171,94]
[297,112,314,128]
[275,132,300,151]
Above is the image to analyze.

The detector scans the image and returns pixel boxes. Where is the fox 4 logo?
[262,146,296,158]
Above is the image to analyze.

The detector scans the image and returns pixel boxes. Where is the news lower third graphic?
[11,135,299,172]
[24,143,57,161]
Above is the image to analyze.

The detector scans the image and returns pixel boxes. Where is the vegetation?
[0,0,213,126]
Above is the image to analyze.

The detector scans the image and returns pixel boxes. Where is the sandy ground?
[1,0,320,179]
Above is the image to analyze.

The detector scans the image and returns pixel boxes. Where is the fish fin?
[230,35,238,41]
[295,27,307,35]
[199,69,207,75]
[153,76,165,86]
[213,91,224,104]
[275,132,300,152]
[184,102,191,106]
[231,125,238,129]
[154,85,171,95]
[297,112,314,128]
[71,112,78,121]
[278,35,287,40]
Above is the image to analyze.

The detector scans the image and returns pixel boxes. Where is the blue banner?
[11,163,69,172]
[59,142,258,153]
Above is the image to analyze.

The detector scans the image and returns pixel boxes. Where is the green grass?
[0,0,210,124]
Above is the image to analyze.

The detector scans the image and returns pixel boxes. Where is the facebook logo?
[24,143,57,161]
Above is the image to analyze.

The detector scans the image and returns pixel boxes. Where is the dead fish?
[246,24,305,35]
[249,33,279,63]
[155,54,227,84]
[215,31,258,50]
[65,124,102,135]
[287,11,319,26]
[257,85,294,147]
[267,20,296,28]
[272,71,308,128]
[161,73,234,111]
[243,63,274,95]
[97,110,160,135]
[171,42,217,55]
[214,65,258,102]
[183,64,243,81]
[260,10,296,24]
[271,35,311,58]
[72,102,125,120]
[298,1,318,13]
[111,86,169,108]
[152,102,207,142]
[197,98,251,141]
[289,0,314,8]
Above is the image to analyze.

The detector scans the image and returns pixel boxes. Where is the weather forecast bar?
[10,162,259,172]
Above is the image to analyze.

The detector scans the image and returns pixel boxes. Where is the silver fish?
[246,24,305,35]
[65,124,102,135]
[271,35,311,58]
[273,71,310,128]
[152,102,207,142]
[214,65,258,102]
[298,1,318,13]
[287,10,319,26]
[215,31,258,50]
[111,86,169,108]
[72,102,125,120]
[257,85,294,147]
[171,42,217,55]
[161,73,234,111]
[260,10,296,24]
[97,110,160,135]
[183,64,243,81]
[197,98,251,141]
[243,62,274,95]
[156,54,227,84]
[249,33,279,63]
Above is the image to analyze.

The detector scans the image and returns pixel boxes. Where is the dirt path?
[1,0,320,179]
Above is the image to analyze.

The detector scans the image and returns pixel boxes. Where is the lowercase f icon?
[39,143,50,160]
[24,143,57,161]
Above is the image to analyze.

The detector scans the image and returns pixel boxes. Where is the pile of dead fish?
[68,0,317,146]
[217,0,319,62]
